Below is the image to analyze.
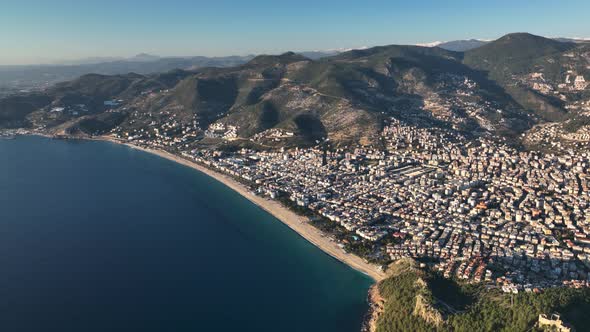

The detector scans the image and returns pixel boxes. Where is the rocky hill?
[373,260,590,332]
[462,33,590,151]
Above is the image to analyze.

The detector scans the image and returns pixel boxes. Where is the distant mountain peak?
[496,32,560,45]
[471,32,574,57]
[415,41,444,47]
[247,52,309,66]
[501,32,536,38]
[553,37,590,44]
[128,53,161,62]
[416,39,489,52]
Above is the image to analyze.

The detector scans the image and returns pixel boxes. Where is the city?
[113,114,590,294]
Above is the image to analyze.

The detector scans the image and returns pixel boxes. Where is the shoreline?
[362,283,385,332]
[97,136,386,282]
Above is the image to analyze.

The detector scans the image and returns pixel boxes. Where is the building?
[574,76,587,90]
[538,313,574,332]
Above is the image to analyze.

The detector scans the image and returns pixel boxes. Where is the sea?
[0,135,373,332]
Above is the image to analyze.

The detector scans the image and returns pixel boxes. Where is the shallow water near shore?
[0,136,372,332]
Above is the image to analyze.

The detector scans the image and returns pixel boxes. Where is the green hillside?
[375,260,590,332]
[464,33,575,76]
[463,33,581,121]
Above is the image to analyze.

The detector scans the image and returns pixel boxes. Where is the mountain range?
[0,55,255,92]
[1,33,589,149]
[2,35,587,93]
[419,36,590,52]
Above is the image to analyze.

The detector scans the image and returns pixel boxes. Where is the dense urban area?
[100,112,590,295]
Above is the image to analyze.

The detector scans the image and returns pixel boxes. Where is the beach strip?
[104,138,386,282]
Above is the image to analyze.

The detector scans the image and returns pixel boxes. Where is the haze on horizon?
[2,0,590,65]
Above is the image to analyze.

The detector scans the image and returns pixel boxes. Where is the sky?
[2,0,590,65]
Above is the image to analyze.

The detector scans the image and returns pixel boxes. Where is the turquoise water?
[0,136,373,332]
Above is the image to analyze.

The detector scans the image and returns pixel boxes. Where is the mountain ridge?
[1,32,589,150]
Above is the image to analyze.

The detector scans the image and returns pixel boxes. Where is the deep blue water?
[0,136,372,332]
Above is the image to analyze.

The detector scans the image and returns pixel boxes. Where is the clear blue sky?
[2,0,589,65]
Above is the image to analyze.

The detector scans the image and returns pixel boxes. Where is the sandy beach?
[101,137,386,282]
